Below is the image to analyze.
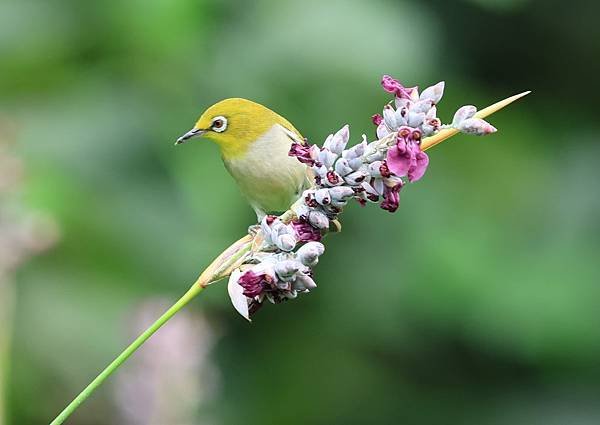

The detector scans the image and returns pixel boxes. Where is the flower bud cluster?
[228,241,324,320]
[227,75,499,320]
[289,125,406,215]
[375,75,497,139]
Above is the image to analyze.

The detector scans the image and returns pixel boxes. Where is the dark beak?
[175,128,206,145]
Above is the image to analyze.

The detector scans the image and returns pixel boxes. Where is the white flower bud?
[347,157,363,171]
[344,170,368,185]
[276,233,297,252]
[376,123,390,139]
[322,134,333,148]
[307,210,329,229]
[452,105,477,127]
[315,188,332,205]
[421,119,440,137]
[296,241,325,267]
[270,220,287,235]
[342,140,366,160]
[394,97,410,110]
[260,217,273,240]
[420,81,445,104]
[394,107,408,126]
[361,180,379,197]
[342,149,357,160]
[383,106,397,130]
[294,273,317,291]
[259,217,290,248]
[274,260,301,281]
[318,149,338,169]
[457,118,497,135]
[334,158,353,176]
[410,88,420,102]
[293,202,310,218]
[328,186,355,201]
[368,161,383,178]
[325,125,349,154]
[372,178,384,195]
[314,165,328,180]
[363,150,384,163]
[407,111,425,128]
[411,99,434,114]
[308,144,320,160]
[426,105,437,119]
[354,139,368,157]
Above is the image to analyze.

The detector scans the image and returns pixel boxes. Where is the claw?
[247,224,261,236]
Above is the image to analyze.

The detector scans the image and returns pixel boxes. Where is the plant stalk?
[49,235,252,425]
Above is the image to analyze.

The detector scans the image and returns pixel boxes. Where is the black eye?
[213,119,223,129]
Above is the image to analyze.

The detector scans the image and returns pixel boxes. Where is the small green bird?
[176,98,311,220]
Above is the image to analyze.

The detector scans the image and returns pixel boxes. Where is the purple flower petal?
[381,75,414,99]
[408,150,429,182]
[371,114,383,126]
[292,218,322,242]
[238,270,275,298]
[289,142,317,165]
[380,182,402,212]
[381,74,402,94]
[386,142,411,177]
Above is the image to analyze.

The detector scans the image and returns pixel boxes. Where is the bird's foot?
[247,224,261,236]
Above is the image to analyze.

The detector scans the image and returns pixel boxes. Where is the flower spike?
[49,76,528,425]
[223,77,528,320]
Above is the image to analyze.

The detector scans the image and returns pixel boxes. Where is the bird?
[175,98,311,221]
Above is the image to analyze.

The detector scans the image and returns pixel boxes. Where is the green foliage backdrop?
[1,0,598,424]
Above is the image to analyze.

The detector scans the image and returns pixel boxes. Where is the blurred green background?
[1,0,599,424]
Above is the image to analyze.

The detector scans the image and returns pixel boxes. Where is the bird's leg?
[247,224,261,236]
[248,205,267,236]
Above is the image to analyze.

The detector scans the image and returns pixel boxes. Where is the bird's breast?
[224,124,309,214]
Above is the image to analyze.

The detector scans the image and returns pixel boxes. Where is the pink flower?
[408,150,429,182]
[385,127,430,182]
[381,75,417,99]
[386,127,412,175]
[371,114,383,126]
[380,182,402,212]
[292,218,322,242]
[238,270,274,298]
[289,142,317,165]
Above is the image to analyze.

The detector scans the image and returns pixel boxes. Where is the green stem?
[49,283,204,425]
[49,235,253,425]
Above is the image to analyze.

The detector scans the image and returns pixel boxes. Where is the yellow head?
[175,98,302,160]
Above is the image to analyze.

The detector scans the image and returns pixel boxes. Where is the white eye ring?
[211,116,228,133]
